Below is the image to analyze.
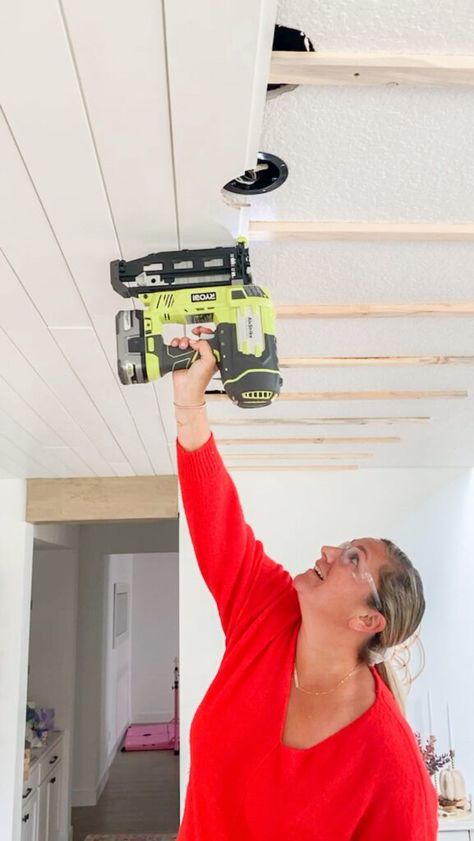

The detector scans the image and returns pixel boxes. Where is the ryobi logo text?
[191,292,217,302]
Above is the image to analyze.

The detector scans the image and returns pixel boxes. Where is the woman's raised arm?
[171,328,215,452]
[172,329,288,641]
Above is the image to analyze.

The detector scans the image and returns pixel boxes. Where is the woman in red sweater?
[171,330,439,841]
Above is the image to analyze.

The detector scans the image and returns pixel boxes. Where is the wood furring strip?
[206,391,466,402]
[250,221,474,241]
[216,437,400,444]
[269,53,474,86]
[279,356,474,367]
[274,302,474,318]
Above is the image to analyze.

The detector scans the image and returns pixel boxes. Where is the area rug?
[84,835,177,841]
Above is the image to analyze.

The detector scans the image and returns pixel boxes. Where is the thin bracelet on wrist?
[173,401,206,409]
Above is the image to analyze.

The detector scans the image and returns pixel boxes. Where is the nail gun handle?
[159,334,220,377]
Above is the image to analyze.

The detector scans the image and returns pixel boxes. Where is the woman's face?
[293,537,389,627]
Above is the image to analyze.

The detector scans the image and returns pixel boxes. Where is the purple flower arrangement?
[414,732,451,777]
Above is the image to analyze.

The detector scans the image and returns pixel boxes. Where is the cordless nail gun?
[111,239,283,408]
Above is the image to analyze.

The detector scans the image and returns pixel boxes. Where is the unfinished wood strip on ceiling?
[269,52,474,86]
[210,417,430,425]
[227,465,359,471]
[274,303,474,318]
[217,437,400,444]
[207,391,465,403]
[279,356,474,367]
[222,452,372,459]
[26,476,178,523]
[250,221,474,241]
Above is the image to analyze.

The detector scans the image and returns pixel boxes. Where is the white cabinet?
[23,732,65,841]
[438,815,474,839]
[21,789,38,841]
[37,764,62,841]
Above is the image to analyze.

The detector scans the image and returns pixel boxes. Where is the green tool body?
[111,242,282,408]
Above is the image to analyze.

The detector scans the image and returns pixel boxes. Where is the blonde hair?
[360,538,426,715]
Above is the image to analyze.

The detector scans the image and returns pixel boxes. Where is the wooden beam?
[249,221,474,241]
[207,390,466,403]
[274,303,474,319]
[269,52,474,87]
[26,475,178,523]
[279,356,474,367]
[210,417,430,425]
[216,437,400,444]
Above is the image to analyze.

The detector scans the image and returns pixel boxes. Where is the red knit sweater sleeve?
[176,432,289,640]
[353,745,439,840]
[354,786,438,841]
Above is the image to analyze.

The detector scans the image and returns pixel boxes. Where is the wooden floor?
[71,749,180,841]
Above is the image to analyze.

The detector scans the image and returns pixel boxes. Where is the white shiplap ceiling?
[0,0,473,478]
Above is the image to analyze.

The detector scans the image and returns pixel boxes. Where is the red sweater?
[176,432,438,841]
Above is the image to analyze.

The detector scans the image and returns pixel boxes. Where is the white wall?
[178,465,474,814]
[27,526,80,841]
[100,554,133,783]
[0,481,33,841]
[131,552,179,723]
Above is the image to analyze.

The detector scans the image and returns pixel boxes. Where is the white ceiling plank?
[0,379,94,475]
[0,0,122,320]
[0,469,15,479]
[0,0,173,474]
[0,434,55,479]
[0,112,91,328]
[51,327,156,475]
[0,252,134,468]
[0,329,115,475]
[64,311,175,474]
[109,462,137,477]
[0,407,83,477]
[41,448,94,477]
[118,380,175,474]
[153,375,178,472]
[163,0,277,245]
[58,0,178,257]
[0,378,65,448]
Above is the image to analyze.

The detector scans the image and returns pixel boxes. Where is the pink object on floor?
[122,722,179,752]
[122,659,180,752]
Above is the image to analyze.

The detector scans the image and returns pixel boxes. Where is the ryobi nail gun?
[111,239,282,408]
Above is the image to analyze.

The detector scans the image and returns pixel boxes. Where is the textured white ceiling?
[274,0,474,53]
[250,86,474,221]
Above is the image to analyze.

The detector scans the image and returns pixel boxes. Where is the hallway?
[72,749,180,841]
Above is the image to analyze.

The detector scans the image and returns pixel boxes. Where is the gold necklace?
[293,662,361,696]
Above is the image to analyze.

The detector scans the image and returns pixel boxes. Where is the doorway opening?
[25,519,180,841]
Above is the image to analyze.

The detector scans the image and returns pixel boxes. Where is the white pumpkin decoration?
[439,766,466,802]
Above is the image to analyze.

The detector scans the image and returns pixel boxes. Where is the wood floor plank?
[72,750,179,841]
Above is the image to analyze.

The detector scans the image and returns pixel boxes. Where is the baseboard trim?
[130,712,172,724]
[96,765,110,803]
[71,788,97,808]
[72,723,128,807]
